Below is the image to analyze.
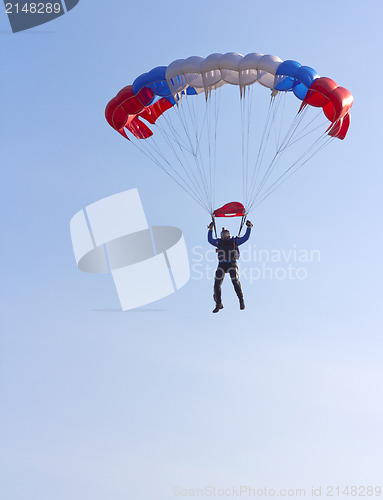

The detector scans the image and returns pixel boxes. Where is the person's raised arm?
[237,220,253,245]
[208,222,218,247]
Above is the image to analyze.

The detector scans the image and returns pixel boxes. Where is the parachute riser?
[237,214,247,237]
[211,213,247,238]
[211,214,218,239]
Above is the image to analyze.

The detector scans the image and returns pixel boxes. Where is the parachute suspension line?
[249,105,295,203]
[194,90,217,214]
[206,93,214,213]
[174,91,219,215]
[251,133,332,210]
[153,120,210,207]
[248,150,282,210]
[191,94,211,158]
[129,136,210,213]
[212,86,221,212]
[154,115,214,210]
[260,93,286,197]
[186,90,199,142]
[273,105,309,155]
[153,115,206,204]
[256,106,328,196]
[175,95,213,212]
[184,91,202,154]
[244,85,254,210]
[193,93,215,214]
[240,85,253,209]
[251,135,334,209]
[240,89,247,209]
[247,100,312,208]
[251,114,304,210]
[276,91,288,150]
[245,93,335,212]
[157,107,209,198]
[207,87,221,214]
[250,96,276,197]
[158,95,209,211]
[279,110,328,150]
[246,95,279,208]
[270,91,285,154]
[145,135,210,211]
[173,96,195,151]
[158,111,193,153]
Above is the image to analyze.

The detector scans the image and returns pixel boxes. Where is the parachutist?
[208,222,253,312]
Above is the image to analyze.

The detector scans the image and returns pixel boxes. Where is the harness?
[216,237,240,263]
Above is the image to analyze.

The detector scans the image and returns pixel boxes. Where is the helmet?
[221,227,231,239]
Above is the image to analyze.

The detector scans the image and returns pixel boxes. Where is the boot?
[212,303,224,313]
[239,298,245,310]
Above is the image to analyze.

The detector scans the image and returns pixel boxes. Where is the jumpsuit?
[208,227,251,305]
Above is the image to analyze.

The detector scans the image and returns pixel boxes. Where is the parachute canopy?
[106,51,353,215]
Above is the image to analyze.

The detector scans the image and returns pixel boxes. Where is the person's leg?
[229,265,245,309]
[213,265,225,306]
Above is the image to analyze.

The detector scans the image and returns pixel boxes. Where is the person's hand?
[208,222,214,230]
[246,220,253,228]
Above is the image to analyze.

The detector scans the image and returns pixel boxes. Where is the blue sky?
[1,1,383,499]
